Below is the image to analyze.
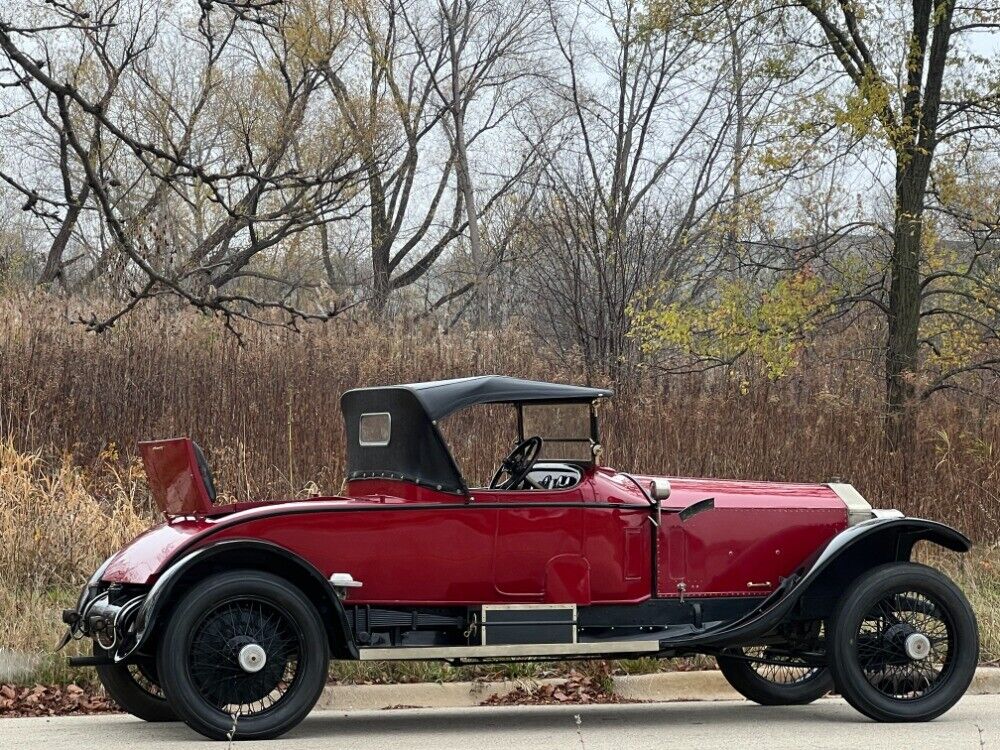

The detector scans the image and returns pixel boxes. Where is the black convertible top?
[340,376,612,494]
[368,376,611,420]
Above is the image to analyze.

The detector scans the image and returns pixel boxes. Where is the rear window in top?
[359,412,391,446]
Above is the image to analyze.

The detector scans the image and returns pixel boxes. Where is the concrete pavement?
[0,695,996,749]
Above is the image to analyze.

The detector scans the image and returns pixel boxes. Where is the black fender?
[658,516,971,650]
[120,539,358,662]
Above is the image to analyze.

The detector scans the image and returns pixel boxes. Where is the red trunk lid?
[139,438,215,516]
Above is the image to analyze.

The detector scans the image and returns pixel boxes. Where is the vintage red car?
[60,376,979,740]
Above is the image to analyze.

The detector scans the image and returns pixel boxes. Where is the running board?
[358,641,661,661]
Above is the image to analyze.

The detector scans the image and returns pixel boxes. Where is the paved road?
[1,696,995,749]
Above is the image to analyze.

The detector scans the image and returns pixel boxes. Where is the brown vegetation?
[2,296,998,535]
[0,683,116,717]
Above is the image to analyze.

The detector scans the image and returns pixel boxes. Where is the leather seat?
[191,441,218,503]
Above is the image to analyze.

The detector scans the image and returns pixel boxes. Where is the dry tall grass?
[1,294,998,536]
[0,439,153,684]
[0,441,151,592]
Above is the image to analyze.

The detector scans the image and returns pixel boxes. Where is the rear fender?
[121,540,357,662]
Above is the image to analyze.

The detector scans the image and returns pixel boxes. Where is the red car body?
[62,376,978,740]
[104,467,846,605]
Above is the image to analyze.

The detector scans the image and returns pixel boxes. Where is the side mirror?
[649,479,671,501]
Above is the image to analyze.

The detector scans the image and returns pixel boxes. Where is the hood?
[632,474,848,509]
[614,471,863,520]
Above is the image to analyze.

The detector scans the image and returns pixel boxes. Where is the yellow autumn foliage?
[629,270,835,378]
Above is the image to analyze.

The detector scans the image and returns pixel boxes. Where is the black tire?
[717,647,833,705]
[94,645,177,722]
[828,561,978,722]
[156,570,330,741]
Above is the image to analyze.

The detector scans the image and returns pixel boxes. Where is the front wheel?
[156,570,330,741]
[828,562,979,722]
[717,646,833,705]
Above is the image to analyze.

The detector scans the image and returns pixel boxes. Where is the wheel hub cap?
[904,632,931,661]
[237,643,267,673]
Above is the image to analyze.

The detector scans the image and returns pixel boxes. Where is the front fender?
[806,515,970,570]
[783,515,970,621]
[661,516,971,649]
[121,539,357,662]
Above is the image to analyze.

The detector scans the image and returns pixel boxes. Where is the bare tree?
[326,0,546,314]
[413,0,546,320]
[0,0,365,329]
[512,0,733,380]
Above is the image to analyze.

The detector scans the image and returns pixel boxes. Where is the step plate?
[358,641,661,661]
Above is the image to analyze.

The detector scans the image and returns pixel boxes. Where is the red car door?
[474,485,590,603]
[583,469,655,604]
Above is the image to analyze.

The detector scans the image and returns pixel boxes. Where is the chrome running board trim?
[358,641,661,660]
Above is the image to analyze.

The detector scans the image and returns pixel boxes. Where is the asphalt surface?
[0,696,995,749]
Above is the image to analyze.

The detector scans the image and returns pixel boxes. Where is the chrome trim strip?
[358,641,660,661]
[873,508,905,519]
[480,604,576,611]
[329,573,363,588]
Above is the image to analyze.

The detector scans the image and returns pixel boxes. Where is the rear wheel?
[717,645,833,705]
[94,645,176,722]
[828,562,978,722]
[156,570,329,740]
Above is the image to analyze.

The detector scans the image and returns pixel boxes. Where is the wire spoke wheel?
[854,590,953,701]
[716,629,833,706]
[159,570,329,740]
[95,646,176,722]
[188,597,303,718]
[740,646,823,686]
[828,562,978,722]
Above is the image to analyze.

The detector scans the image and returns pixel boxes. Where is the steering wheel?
[490,436,543,490]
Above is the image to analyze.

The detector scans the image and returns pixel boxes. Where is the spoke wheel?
[854,591,952,700]
[188,598,303,716]
[157,570,329,741]
[829,562,978,722]
[717,642,832,706]
[742,646,824,684]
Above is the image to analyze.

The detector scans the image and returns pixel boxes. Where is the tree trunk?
[446,6,484,326]
[38,183,89,286]
[370,236,391,315]
[885,168,925,453]
[368,179,391,315]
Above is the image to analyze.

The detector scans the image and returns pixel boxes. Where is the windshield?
[438,401,598,488]
[521,403,594,462]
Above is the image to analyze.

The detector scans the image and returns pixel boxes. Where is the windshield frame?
[515,400,601,464]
